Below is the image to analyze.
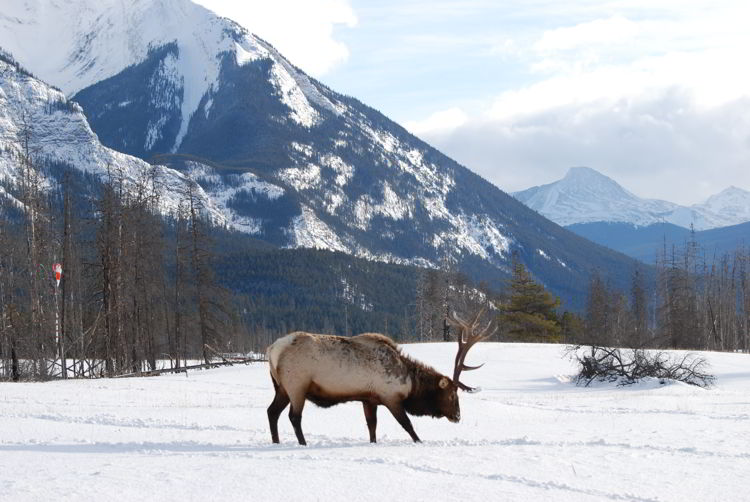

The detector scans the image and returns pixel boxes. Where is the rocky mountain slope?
[0,52,220,220]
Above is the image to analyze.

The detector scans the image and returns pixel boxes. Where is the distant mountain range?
[513,167,750,262]
[513,166,750,230]
[567,221,750,263]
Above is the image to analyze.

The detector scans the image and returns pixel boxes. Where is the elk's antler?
[447,309,496,392]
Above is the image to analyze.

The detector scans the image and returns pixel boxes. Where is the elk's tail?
[266,333,298,383]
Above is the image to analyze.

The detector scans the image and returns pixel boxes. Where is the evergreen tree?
[560,311,585,343]
[499,256,561,342]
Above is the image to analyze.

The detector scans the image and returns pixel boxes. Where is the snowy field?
[1,343,748,501]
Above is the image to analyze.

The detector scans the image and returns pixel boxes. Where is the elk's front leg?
[363,402,378,443]
[386,402,421,443]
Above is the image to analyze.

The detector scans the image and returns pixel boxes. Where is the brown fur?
[266,332,460,445]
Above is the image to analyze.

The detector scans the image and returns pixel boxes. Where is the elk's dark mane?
[402,356,448,418]
[397,346,440,376]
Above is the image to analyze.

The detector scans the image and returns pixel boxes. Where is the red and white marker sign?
[53,263,62,287]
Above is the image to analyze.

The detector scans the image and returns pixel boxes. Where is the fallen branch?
[113,357,260,378]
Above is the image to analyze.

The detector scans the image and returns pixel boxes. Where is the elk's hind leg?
[363,402,378,443]
[267,375,290,444]
[288,391,308,446]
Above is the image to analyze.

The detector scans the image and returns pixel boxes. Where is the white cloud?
[193,0,357,76]
[404,107,468,135]
[534,15,639,53]
[491,4,750,116]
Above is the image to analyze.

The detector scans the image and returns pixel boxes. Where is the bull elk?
[266,310,495,445]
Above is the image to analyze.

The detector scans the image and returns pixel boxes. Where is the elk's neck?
[403,363,445,417]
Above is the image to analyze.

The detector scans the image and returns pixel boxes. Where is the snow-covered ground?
[1,343,748,501]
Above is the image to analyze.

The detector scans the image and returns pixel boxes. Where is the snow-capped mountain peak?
[564,166,618,182]
[558,166,642,201]
[700,185,750,211]
[513,167,676,227]
[2,0,269,152]
[1,0,352,155]
[513,167,750,230]
[694,185,750,226]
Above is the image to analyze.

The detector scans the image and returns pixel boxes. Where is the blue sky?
[323,1,535,122]
[196,0,750,205]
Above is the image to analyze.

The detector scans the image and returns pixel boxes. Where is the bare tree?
[180,178,228,364]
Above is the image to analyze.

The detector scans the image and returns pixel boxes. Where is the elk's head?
[434,375,461,422]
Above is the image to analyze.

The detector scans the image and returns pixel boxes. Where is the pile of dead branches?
[567,345,715,388]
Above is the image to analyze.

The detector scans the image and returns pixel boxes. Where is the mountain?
[695,186,750,227]
[0,0,644,307]
[513,167,678,227]
[0,0,234,154]
[513,167,750,230]
[0,51,221,221]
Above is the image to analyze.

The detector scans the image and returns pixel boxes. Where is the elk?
[266,310,495,445]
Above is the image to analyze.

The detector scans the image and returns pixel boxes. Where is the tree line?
[579,233,750,352]
[414,253,566,344]
[0,130,240,380]
[415,240,750,355]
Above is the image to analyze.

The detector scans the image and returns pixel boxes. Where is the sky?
[194,0,750,205]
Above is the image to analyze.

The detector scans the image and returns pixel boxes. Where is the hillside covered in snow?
[0,52,222,222]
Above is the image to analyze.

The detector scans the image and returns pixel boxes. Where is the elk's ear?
[439,377,450,389]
